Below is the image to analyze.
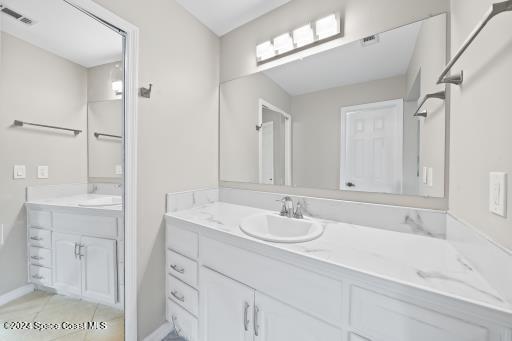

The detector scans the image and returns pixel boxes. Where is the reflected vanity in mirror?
[220,14,447,198]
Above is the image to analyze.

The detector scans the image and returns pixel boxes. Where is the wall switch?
[422,167,428,184]
[37,165,49,179]
[13,165,26,179]
[115,165,123,175]
[427,168,433,187]
[489,172,507,217]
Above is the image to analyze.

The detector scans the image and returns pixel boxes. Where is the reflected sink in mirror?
[78,195,123,207]
[239,213,324,243]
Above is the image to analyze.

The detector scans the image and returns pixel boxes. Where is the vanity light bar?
[256,13,342,65]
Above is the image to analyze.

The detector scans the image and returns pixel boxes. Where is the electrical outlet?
[13,165,26,179]
[489,172,507,217]
[37,165,49,179]
[115,165,123,175]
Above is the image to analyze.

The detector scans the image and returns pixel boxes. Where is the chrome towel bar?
[437,0,512,85]
[13,120,82,135]
[413,91,446,117]
[94,132,122,139]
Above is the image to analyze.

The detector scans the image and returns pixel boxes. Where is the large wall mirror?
[220,13,447,198]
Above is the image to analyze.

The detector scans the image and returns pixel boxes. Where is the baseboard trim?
[0,284,35,306]
[143,322,173,341]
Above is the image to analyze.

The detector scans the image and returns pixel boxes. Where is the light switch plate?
[115,164,123,175]
[37,165,49,179]
[13,165,26,179]
[427,168,433,187]
[422,167,428,184]
[489,172,507,217]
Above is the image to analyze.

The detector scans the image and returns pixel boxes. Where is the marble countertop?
[26,194,123,212]
[166,202,512,314]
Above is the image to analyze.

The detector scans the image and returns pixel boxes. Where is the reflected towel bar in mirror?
[94,132,122,139]
[413,91,446,118]
[437,0,512,85]
[13,120,82,135]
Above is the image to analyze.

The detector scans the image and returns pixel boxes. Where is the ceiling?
[263,20,423,96]
[0,0,123,68]
[175,0,291,36]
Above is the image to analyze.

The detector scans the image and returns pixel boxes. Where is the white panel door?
[200,267,254,341]
[53,232,82,296]
[81,236,117,305]
[254,292,343,341]
[341,99,403,194]
[261,121,274,184]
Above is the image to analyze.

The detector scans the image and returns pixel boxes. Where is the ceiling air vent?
[0,4,36,26]
[361,34,379,47]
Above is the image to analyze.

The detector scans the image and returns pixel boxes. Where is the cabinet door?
[254,292,343,341]
[200,267,254,341]
[53,232,82,295]
[81,236,117,305]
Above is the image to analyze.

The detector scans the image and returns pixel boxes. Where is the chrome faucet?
[277,196,303,219]
[277,196,294,218]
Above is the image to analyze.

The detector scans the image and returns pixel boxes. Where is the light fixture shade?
[112,80,123,94]
[256,41,275,61]
[110,63,123,95]
[315,14,339,40]
[293,24,314,48]
[273,33,294,54]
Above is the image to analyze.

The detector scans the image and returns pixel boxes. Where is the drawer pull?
[170,264,185,274]
[170,290,185,302]
[31,256,43,260]
[30,236,43,241]
[254,305,260,336]
[243,302,250,331]
[32,274,44,280]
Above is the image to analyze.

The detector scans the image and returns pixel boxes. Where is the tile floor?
[0,290,124,341]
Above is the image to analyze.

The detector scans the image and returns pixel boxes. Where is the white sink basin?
[78,196,122,207]
[239,213,324,243]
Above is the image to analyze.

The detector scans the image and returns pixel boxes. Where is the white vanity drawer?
[166,249,198,288]
[166,223,198,260]
[167,299,198,341]
[29,247,51,268]
[53,212,118,239]
[29,228,52,249]
[167,275,199,317]
[28,209,52,229]
[201,237,343,326]
[350,286,490,341]
[30,265,51,287]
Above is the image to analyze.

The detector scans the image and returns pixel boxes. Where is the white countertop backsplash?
[165,187,512,315]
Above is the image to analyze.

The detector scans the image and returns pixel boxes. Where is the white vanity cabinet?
[26,206,122,307]
[165,215,512,341]
[201,265,342,341]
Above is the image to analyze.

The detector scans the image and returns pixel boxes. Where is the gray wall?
[89,0,220,338]
[0,32,88,295]
[405,14,447,197]
[220,0,450,210]
[291,76,406,190]
[449,0,512,250]
[220,72,291,183]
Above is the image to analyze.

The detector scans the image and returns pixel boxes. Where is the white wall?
[220,0,450,209]
[89,0,220,338]
[87,61,123,102]
[220,72,291,183]
[0,32,88,295]
[449,0,512,250]
[291,76,406,190]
